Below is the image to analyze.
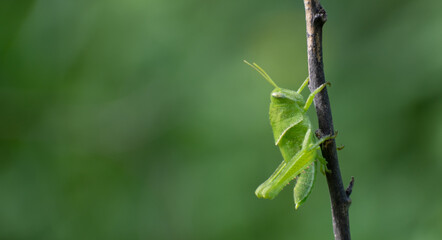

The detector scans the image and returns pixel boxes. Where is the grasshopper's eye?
[272,92,286,99]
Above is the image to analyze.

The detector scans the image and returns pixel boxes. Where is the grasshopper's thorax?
[270,88,305,108]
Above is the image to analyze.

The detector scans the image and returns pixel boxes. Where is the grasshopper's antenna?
[244,60,279,88]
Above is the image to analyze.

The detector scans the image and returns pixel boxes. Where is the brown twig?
[302,1,353,239]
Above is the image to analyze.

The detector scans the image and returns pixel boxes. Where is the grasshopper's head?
[270,88,304,107]
[244,60,305,107]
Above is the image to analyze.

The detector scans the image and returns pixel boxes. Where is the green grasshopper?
[245,61,334,209]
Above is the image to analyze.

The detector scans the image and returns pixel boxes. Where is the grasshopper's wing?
[294,161,316,209]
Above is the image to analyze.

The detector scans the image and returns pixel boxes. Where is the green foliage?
[244,61,331,209]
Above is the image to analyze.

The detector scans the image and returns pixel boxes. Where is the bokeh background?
[1,0,442,239]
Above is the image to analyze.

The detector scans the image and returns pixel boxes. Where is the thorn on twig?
[346,176,355,197]
[337,145,345,150]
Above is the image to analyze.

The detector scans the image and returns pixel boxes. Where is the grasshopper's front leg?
[303,82,331,111]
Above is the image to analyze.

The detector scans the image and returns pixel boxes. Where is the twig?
[302,1,353,239]
[346,177,355,197]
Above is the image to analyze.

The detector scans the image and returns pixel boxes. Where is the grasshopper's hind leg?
[301,128,312,150]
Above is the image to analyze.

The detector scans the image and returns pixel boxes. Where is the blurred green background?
[1,0,442,239]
